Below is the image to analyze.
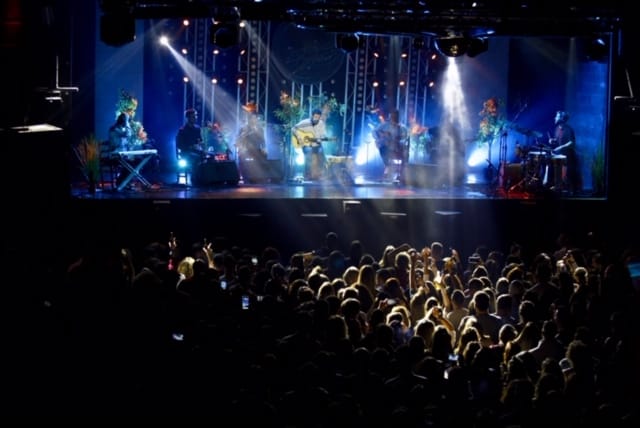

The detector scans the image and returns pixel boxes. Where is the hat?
[242,102,258,113]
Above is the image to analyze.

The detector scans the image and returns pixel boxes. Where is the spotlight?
[467,37,489,57]
[100,13,135,47]
[434,36,468,57]
[434,36,489,58]
[335,33,360,52]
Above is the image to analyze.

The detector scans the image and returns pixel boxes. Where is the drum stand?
[507,167,530,194]
[508,150,546,195]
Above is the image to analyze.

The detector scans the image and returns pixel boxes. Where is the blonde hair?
[177,256,195,279]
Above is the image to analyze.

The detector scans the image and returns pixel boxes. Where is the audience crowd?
[6,228,640,426]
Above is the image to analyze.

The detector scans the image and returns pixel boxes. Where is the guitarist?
[292,108,328,180]
[374,109,409,181]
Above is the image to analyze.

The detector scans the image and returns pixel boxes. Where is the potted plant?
[76,135,101,194]
[591,145,605,196]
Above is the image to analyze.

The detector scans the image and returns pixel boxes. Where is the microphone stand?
[498,127,508,193]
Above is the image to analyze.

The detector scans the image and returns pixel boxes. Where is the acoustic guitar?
[292,129,337,149]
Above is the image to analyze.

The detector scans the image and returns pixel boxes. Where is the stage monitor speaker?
[194,160,240,186]
[240,159,283,183]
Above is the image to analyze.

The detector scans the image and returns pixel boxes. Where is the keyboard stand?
[116,151,155,191]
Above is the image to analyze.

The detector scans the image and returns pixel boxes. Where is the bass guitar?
[292,129,337,149]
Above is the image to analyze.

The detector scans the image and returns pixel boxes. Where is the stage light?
[467,37,489,57]
[335,33,360,52]
[100,13,135,46]
[434,35,489,58]
[587,37,608,62]
[210,23,240,49]
[434,36,468,57]
[209,5,241,47]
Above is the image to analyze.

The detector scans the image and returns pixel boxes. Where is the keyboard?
[117,149,158,157]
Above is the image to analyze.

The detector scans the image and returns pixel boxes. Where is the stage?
[61,163,617,264]
[69,166,590,202]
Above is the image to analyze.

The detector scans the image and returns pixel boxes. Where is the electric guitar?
[291,129,337,149]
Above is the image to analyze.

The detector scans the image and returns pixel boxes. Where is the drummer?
[548,110,580,194]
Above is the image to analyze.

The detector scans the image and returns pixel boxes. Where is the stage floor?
[70,170,592,201]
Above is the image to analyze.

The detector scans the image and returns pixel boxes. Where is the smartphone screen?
[627,261,640,293]
[242,295,250,310]
[220,280,227,290]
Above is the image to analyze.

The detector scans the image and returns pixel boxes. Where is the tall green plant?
[591,145,605,196]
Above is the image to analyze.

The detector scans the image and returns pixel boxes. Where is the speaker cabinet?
[193,160,240,186]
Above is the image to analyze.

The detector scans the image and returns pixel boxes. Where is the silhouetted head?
[555,111,569,124]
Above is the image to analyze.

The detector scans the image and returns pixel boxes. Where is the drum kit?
[508,128,567,194]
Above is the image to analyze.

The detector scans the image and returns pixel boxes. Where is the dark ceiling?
[100,1,629,38]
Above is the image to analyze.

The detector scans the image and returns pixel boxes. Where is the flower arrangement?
[115,89,148,146]
[273,90,304,127]
[477,97,507,145]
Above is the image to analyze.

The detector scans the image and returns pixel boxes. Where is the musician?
[109,112,157,190]
[292,108,327,180]
[549,110,580,194]
[374,109,409,181]
[176,108,205,173]
[236,109,267,182]
[108,113,132,152]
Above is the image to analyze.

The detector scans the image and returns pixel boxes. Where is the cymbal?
[514,126,543,138]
